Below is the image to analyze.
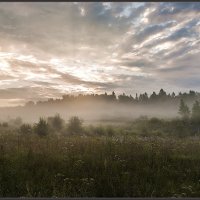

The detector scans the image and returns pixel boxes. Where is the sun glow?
[50,58,108,83]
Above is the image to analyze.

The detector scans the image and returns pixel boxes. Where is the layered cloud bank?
[0,2,199,106]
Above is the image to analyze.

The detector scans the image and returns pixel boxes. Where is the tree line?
[25,89,200,107]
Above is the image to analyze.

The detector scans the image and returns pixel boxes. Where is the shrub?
[34,118,49,136]
[2,122,8,127]
[47,114,64,132]
[67,116,83,134]
[19,124,32,135]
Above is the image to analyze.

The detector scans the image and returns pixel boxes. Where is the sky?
[0,2,200,107]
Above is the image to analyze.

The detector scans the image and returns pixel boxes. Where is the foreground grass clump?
[1,134,200,197]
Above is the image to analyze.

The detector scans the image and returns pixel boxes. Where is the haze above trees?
[1,89,200,123]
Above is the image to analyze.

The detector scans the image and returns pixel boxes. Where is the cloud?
[0,2,199,106]
[0,87,57,100]
[158,2,200,15]
[133,21,176,44]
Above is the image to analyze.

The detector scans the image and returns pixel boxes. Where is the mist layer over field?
[0,100,179,124]
[0,101,192,126]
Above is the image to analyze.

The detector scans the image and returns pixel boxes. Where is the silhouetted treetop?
[26,89,200,107]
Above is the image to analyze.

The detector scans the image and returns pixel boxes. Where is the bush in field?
[34,118,49,136]
[47,114,64,132]
[19,124,32,135]
[2,122,8,127]
[67,116,83,134]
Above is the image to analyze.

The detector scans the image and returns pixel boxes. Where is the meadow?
[1,115,200,197]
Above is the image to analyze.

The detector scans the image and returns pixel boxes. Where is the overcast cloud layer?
[0,2,200,106]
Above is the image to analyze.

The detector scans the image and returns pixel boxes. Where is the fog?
[0,99,181,124]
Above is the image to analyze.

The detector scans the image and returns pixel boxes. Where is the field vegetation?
[0,98,200,197]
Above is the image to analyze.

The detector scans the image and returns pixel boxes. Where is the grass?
[1,132,200,197]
